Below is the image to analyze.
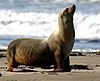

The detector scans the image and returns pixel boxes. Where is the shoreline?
[0,48,100,81]
[0,48,100,56]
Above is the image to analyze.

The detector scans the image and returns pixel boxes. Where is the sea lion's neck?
[56,17,75,41]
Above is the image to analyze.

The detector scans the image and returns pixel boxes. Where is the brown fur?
[6,4,76,72]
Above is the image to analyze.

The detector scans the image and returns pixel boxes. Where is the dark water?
[74,40,100,49]
[0,36,100,50]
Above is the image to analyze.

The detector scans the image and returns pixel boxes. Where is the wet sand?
[0,50,100,81]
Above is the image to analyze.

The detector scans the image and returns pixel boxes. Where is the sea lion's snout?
[68,4,76,15]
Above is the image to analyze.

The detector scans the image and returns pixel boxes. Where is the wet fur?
[7,38,54,67]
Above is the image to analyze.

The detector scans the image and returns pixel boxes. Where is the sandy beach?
[0,50,100,81]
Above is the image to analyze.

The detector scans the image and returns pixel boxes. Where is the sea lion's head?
[58,4,76,27]
[60,4,76,18]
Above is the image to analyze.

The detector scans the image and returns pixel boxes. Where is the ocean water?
[0,0,100,50]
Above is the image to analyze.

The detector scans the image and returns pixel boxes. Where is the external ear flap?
[59,12,63,18]
[68,4,76,15]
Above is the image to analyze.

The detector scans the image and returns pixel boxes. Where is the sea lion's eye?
[60,15,63,18]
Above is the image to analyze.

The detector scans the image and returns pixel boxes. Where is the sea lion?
[47,4,76,71]
[6,4,76,72]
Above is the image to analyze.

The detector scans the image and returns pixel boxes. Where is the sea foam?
[0,0,100,49]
